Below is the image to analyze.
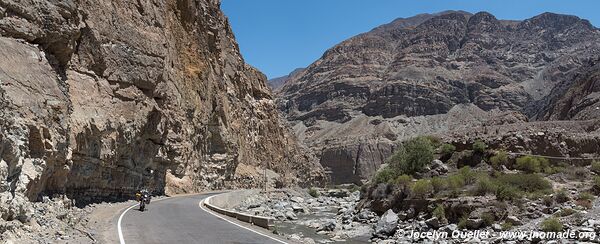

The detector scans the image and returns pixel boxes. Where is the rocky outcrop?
[275,11,600,184]
[0,0,324,220]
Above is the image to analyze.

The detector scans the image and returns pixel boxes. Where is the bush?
[472,140,487,153]
[411,179,433,199]
[564,167,589,180]
[458,166,477,185]
[496,173,552,193]
[495,184,520,201]
[554,189,570,203]
[490,151,509,169]
[592,161,600,174]
[433,204,445,220]
[556,208,576,217]
[431,177,446,193]
[481,212,495,227]
[308,187,319,198]
[501,222,513,230]
[388,136,435,176]
[578,192,595,202]
[440,143,456,155]
[474,175,496,196]
[447,174,466,197]
[515,156,550,173]
[424,135,442,148]
[540,218,563,232]
[394,174,412,186]
[374,167,396,184]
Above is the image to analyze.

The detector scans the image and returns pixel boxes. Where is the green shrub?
[374,167,396,184]
[388,136,435,176]
[472,140,487,153]
[515,156,550,173]
[495,184,520,201]
[481,212,495,227]
[394,174,413,186]
[490,151,509,169]
[433,204,445,220]
[578,192,595,202]
[556,208,576,217]
[554,189,570,203]
[440,143,456,155]
[496,173,552,193]
[308,187,319,198]
[501,222,513,230]
[447,174,466,197]
[474,175,496,196]
[540,218,563,232]
[458,166,477,185]
[411,179,433,199]
[564,167,589,180]
[592,161,600,174]
[424,135,442,148]
[431,177,446,193]
[594,176,600,194]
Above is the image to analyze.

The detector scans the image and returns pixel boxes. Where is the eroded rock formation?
[0,0,325,220]
[273,11,600,184]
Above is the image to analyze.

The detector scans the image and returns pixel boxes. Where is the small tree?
[388,136,434,176]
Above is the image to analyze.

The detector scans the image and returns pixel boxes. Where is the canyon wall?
[0,0,324,219]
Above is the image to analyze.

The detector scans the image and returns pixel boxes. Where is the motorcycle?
[139,191,151,211]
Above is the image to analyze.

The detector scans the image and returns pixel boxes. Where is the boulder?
[466,218,484,229]
[374,209,398,237]
[506,216,522,226]
[285,211,298,220]
[425,217,441,229]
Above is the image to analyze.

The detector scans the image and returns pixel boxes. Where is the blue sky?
[221,0,600,79]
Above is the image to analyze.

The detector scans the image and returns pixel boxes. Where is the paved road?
[118,193,283,244]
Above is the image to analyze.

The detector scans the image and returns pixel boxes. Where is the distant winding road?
[116,193,285,244]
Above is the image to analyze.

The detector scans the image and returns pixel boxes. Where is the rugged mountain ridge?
[0,0,324,224]
[275,11,600,184]
[267,68,306,90]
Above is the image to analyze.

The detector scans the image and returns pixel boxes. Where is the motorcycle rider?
[136,188,151,211]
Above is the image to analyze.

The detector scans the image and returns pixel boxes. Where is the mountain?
[267,68,306,90]
[0,0,325,225]
[274,11,600,184]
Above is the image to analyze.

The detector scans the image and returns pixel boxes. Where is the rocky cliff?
[0,0,325,223]
[275,11,600,184]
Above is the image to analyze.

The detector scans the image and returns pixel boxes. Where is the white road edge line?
[199,196,288,244]
[117,203,138,244]
[117,196,173,244]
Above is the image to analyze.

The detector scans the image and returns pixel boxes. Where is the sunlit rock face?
[0,0,325,210]
[274,11,600,184]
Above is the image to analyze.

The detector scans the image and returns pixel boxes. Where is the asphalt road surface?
[118,193,284,244]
